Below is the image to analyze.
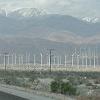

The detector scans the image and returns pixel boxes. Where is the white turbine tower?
[93,49,96,68]
[49,55,50,66]
[18,55,21,65]
[83,48,88,68]
[7,54,9,65]
[12,54,14,65]
[81,48,84,67]
[3,53,8,71]
[71,54,74,67]
[84,49,88,68]
[33,55,36,66]
[96,55,98,67]
[57,56,60,67]
[40,53,43,67]
[89,48,92,67]
[27,53,30,71]
[59,56,61,66]
[14,53,17,65]
[77,55,79,69]
[85,54,88,69]
[26,52,28,65]
[46,55,48,66]
[65,55,67,67]
[95,47,98,67]
[79,48,82,67]
[81,53,84,67]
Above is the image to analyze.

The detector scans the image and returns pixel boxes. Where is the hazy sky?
[0,0,99,17]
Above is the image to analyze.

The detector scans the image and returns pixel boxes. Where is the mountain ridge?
[0,8,100,45]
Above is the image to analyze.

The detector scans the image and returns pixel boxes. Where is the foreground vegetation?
[0,70,100,100]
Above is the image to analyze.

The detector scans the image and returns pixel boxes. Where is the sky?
[0,0,100,17]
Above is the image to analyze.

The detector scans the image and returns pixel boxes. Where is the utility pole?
[4,52,8,71]
[47,49,54,73]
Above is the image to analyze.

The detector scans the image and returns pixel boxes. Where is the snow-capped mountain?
[8,8,47,18]
[82,17,100,23]
[1,8,100,24]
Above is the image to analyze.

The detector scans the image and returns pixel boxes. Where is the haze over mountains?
[0,8,100,54]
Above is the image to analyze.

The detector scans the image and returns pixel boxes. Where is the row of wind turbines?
[0,48,99,69]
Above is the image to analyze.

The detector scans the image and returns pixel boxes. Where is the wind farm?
[0,48,100,72]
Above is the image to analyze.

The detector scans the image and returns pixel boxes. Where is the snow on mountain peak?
[10,8,47,17]
[82,17,100,23]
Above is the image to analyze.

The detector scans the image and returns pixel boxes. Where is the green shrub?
[50,81,60,93]
[50,79,77,95]
[61,82,76,95]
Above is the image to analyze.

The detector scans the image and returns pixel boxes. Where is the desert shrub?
[50,79,62,93]
[50,79,77,95]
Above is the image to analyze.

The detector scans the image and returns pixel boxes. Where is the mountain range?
[0,8,100,54]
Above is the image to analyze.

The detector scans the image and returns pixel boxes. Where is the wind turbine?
[95,46,98,67]
[59,56,62,66]
[77,55,80,69]
[80,48,83,67]
[84,48,88,68]
[33,54,36,66]
[93,48,96,68]
[65,55,67,67]
[12,54,14,65]
[57,56,60,67]
[28,53,30,65]
[14,53,17,65]
[48,55,50,66]
[71,54,74,67]
[71,48,77,67]
[40,53,43,67]
[88,48,92,67]
[18,55,21,65]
